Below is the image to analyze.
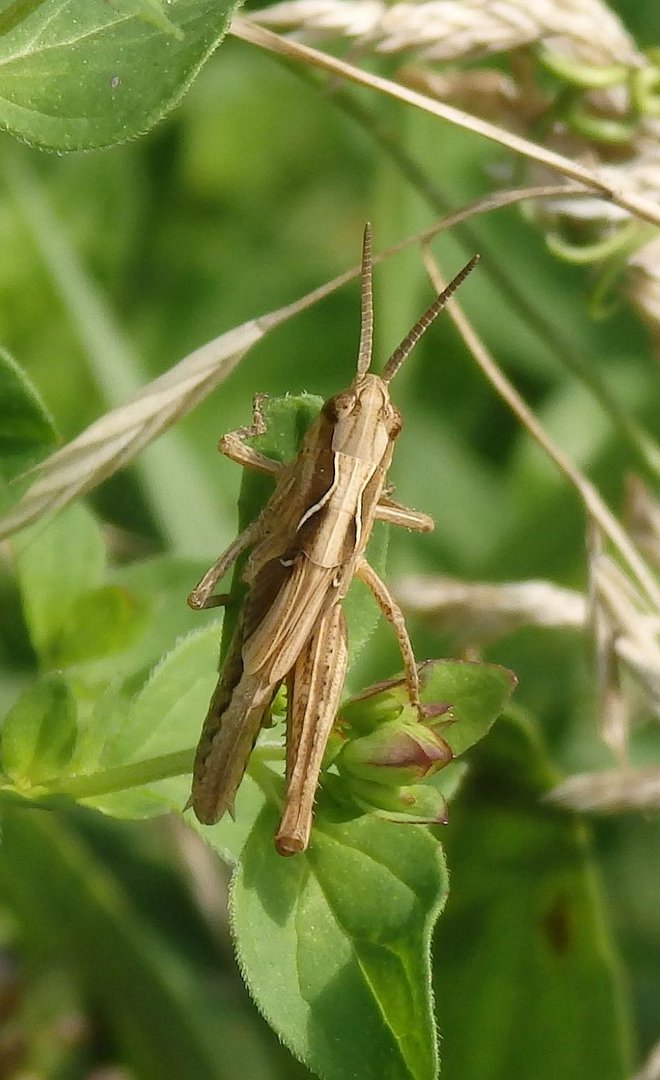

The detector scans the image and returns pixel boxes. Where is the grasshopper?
[188,226,478,854]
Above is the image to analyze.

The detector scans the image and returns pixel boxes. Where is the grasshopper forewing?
[188,226,478,854]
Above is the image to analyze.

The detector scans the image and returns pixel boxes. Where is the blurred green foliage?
[0,0,658,1077]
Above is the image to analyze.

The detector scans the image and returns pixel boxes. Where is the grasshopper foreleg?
[218,393,283,477]
[190,617,280,824]
[189,394,289,611]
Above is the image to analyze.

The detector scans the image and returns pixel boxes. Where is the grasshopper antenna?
[356,223,374,377]
[381,253,480,384]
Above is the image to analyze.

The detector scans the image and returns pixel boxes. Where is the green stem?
[545,221,644,265]
[42,749,195,800]
[37,743,283,805]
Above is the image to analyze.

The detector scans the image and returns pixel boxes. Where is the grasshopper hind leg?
[190,622,279,825]
[276,603,348,856]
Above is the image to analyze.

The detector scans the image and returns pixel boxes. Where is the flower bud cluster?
[329,667,455,826]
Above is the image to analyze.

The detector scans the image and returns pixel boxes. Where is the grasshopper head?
[323,373,401,462]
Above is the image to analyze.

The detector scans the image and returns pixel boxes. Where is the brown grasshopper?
[187,226,478,854]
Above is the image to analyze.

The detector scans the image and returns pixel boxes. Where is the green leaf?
[109,555,216,674]
[108,0,184,39]
[0,347,57,486]
[1,673,77,784]
[231,798,447,1080]
[80,624,220,817]
[188,771,266,865]
[419,660,517,756]
[61,556,215,689]
[49,584,149,666]
[12,503,106,662]
[103,623,220,765]
[0,0,237,151]
[433,711,632,1080]
[340,659,516,755]
[246,394,324,471]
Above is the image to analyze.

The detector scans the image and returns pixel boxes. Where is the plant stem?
[42,750,195,800]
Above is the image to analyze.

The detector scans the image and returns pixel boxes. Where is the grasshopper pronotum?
[188,226,478,854]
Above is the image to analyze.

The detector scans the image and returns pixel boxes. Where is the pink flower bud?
[337,719,453,786]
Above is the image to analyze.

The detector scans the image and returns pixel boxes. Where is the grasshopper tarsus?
[220,392,270,445]
[190,226,479,852]
[217,395,281,477]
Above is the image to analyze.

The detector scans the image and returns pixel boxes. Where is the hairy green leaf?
[231,801,446,1080]
[104,623,220,766]
[0,0,237,150]
[79,624,220,817]
[421,659,517,756]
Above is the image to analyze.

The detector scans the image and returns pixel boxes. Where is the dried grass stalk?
[547,766,660,812]
[252,0,638,65]
[245,2,660,341]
